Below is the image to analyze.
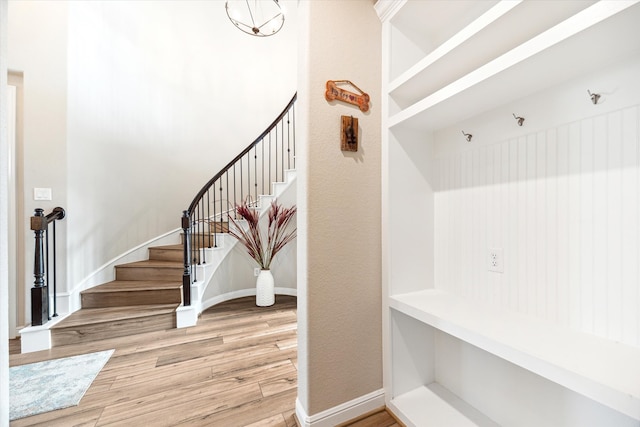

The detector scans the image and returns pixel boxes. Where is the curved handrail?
[181,93,297,306]
[185,93,297,216]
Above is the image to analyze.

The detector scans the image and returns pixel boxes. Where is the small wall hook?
[513,113,525,126]
[588,90,600,105]
[461,130,472,142]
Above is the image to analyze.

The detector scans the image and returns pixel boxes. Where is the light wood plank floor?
[9,296,399,427]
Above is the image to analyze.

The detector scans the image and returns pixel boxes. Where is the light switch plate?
[33,188,52,201]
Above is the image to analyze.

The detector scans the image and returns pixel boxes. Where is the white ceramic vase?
[256,269,275,307]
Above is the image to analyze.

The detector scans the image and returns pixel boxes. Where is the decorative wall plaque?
[325,80,370,112]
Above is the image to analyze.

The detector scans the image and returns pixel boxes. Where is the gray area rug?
[10,349,114,420]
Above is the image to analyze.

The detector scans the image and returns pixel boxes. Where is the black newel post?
[181,211,191,306]
[31,208,49,326]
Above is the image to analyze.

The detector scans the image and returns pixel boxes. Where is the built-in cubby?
[378,1,640,425]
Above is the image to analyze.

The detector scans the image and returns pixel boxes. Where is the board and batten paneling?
[434,105,640,348]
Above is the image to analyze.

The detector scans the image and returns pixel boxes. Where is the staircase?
[40,94,297,349]
[50,242,193,346]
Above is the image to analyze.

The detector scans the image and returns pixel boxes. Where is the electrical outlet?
[254,267,261,277]
[488,248,504,273]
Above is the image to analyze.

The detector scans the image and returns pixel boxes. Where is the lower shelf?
[390,383,499,427]
[389,289,640,421]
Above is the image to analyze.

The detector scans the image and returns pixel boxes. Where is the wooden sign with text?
[325,80,370,112]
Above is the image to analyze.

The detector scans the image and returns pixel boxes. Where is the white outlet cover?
[488,248,504,273]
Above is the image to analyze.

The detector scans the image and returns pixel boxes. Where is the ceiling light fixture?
[225,0,285,37]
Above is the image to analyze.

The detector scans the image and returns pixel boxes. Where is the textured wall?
[297,0,382,416]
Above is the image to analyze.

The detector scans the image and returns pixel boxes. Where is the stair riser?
[51,312,176,346]
[181,233,224,248]
[116,266,183,281]
[82,290,182,308]
[148,248,206,264]
[148,247,184,262]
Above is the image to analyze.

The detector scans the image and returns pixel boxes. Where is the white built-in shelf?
[387,1,640,132]
[390,289,640,421]
[388,0,594,109]
[390,383,499,427]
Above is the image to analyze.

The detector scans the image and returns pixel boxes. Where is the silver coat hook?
[461,130,472,142]
[513,113,525,126]
[588,90,600,105]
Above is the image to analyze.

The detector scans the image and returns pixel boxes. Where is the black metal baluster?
[52,220,58,317]
[226,171,230,221]
[181,211,192,306]
[247,154,251,204]
[214,186,218,248]
[198,202,203,265]
[45,225,50,320]
[269,133,272,194]
[292,107,296,169]
[240,158,244,205]
[254,146,258,203]
[219,179,224,237]
[287,114,291,171]
[261,138,265,196]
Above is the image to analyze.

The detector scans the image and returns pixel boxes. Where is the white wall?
[8,0,68,325]
[8,0,297,322]
[433,55,640,348]
[297,0,382,420]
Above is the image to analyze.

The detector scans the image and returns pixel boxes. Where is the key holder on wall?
[341,115,358,152]
[326,80,370,112]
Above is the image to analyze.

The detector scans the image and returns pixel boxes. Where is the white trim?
[374,0,406,21]
[295,389,385,427]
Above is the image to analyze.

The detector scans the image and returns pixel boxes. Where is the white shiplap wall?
[435,105,640,348]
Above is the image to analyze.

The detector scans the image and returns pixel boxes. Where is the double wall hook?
[461,130,472,142]
[588,90,600,105]
[513,113,525,126]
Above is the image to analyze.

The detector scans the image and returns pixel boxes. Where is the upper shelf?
[390,289,640,421]
[387,0,640,132]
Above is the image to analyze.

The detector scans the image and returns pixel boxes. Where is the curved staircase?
[44,94,297,349]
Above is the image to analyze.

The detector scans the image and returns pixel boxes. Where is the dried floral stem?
[228,200,297,270]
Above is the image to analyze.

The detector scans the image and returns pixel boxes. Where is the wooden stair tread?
[117,260,183,268]
[52,304,180,328]
[82,280,182,293]
[150,244,183,251]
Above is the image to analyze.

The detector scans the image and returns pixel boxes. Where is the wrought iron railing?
[181,94,296,306]
[30,207,65,326]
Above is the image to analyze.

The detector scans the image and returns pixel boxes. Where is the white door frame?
[7,71,24,339]
[7,83,16,338]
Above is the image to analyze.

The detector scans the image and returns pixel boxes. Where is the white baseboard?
[295,389,385,427]
[200,287,297,312]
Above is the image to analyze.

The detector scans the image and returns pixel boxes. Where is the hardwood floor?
[9,296,400,427]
